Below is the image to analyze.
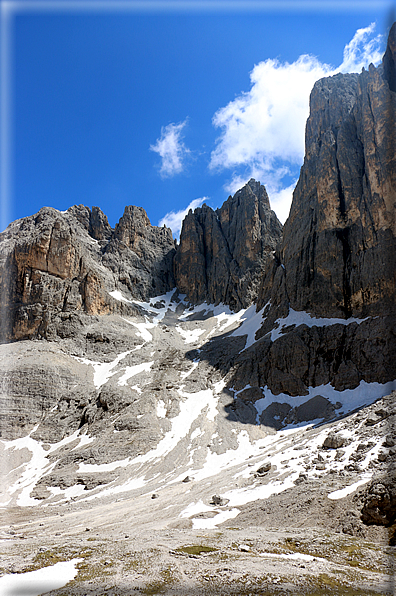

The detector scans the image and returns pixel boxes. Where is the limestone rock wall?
[174,179,282,310]
[0,205,176,341]
[104,205,176,299]
[231,317,396,396]
[253,23,396,395]
[259,25,396,319]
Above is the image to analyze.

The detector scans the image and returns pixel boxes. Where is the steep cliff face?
[259,25,396,319]
[0,205,175,342]
[251,23,396,396]
[174,179,282,310]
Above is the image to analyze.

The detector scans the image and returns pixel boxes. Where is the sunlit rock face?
[259,23,396,320]
[252,24,396,394]
[0,205,175,342]
[174,179,282,311]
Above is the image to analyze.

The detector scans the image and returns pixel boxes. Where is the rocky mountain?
[174,179,282,310]
[0,204,175,343]
[0,22,395,596]
[249,24,396,398]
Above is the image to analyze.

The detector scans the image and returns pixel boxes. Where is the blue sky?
[1,1,394,235]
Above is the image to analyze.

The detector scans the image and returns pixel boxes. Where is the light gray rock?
[322,433,347,450]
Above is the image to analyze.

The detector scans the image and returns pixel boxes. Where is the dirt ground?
[1,469,395,595]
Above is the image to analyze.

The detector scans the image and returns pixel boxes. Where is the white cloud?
[209,23,385,223]
[150,119,190,177]
[210,54,331,173]
[338,22,384,73]
[267,181,298,225]
[159,197,208,238]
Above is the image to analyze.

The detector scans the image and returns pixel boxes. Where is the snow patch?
[72,351,132,389]
[78,457,131,473]
[231,305,265,349]
[118,361,154,386]
[132,388,218,464]
[213,379,227,395]
[180,500,214,518]
[71,433,94,451]
[123,318,155,343]
[109,290,132,303]
[254,380,396,422]
[49,484,87,500]
[0,559,82,596]
[180,361,199,380]
[328,473,372,500]
[1,429,95,507]
[271,308,372,342]
[81,475,146,501]
[176,325,205,344]
[132,290,187,323]
[223,475,297,508]
[181,430,260,483]
[157,400,167,418]
[192,508,240,529]
[190,428,204,441]
[260,552,327,563]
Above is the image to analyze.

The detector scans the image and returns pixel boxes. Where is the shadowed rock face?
[103,205,176,299]
[0,205,176,341]
[174,179,282,311]
[383,22,396,93]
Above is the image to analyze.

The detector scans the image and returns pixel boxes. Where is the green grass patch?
[175,544,218,556]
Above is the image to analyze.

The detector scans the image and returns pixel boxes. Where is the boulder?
[359,472,396,526]
[256,462,271,475]
[322,433,346,450]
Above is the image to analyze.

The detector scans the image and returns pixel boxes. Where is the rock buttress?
[174,179,282,310]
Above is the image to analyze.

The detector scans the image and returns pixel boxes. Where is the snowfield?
[0,293,394,595]
[0,559,82,596]
[1,294,394,527]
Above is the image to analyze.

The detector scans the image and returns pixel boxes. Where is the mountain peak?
[231,178,271,209]
[174,181,282,309]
